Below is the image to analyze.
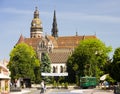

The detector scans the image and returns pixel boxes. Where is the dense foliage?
[8,43,40,83]
[67,39,112,84]
[40,52,51,83]
[109,47,120,82]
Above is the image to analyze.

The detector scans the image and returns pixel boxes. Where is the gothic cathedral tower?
[30,7,43,38]
[51,10,58,38]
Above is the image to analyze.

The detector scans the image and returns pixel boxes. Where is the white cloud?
[96,1,120,10]
[0,8,32,14]
[0,8,51,16]
[58,12,120,23]
[2,7,120,24]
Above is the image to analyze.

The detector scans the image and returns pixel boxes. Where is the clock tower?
[30,7,43,38]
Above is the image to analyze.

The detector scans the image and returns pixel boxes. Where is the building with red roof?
[17,7,97,74]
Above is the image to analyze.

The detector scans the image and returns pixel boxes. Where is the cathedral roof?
[46,36,58,48]
[24,38,42,50]
[48,35,96,64]
[49,49,72,64]
[56,35,97,48]
[17,34,96,50]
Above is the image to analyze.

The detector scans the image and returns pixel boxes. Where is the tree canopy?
[8,43,40,82]
[109,47,120,82]
[40,52,51,82]
[67,38,112,84]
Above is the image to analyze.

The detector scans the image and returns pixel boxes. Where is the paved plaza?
[10,88,114,94]
[47,89,114,94]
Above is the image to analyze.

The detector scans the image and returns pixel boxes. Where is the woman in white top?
[40,80,45,94]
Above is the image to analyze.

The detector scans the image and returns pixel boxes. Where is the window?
[55,66,58,73]
[41,41,45,48]
[0,68,1,73]
[60,66,63,73]
[53,66,56,73]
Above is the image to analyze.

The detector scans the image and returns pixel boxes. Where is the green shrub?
[65,82,68,89]
[61,83,65,88]
[57,81,60,88]
[53,81,57,88]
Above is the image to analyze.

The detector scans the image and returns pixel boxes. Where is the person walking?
[40,80,45,94]
[44,82,46,92]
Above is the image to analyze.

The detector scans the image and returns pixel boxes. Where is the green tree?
[8,43,40,83]
[67,39,112,84]
[40,52,51,83]
[109,47,120,82]
[34,66,41,83]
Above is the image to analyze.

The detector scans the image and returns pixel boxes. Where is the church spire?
[51,10,58,38]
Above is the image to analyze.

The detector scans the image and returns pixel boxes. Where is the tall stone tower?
[30,7,43,38]
[51,10,58,38]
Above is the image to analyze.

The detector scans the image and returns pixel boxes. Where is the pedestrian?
[44,82,46,92]
[40,80,44,94]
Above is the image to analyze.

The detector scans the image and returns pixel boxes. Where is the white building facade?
[0,59,10,93]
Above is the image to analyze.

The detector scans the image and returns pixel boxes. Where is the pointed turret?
[30,7,43,38]
[34,7,39,18]
[17,34,24,44]
[51,10,58,38]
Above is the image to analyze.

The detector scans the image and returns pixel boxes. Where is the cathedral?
[17,7,96,74]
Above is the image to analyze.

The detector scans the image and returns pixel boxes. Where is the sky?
[0,0,120,60]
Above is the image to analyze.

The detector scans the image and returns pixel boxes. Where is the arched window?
[39,41,45,48]
[60,66,64,73]
[0,68,1,73]
[53,66,56,73]
[55,66,58,73]
[41,41,44,48]
[63,66,66,72]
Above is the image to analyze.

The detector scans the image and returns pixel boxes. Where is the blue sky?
[0,0,120,60]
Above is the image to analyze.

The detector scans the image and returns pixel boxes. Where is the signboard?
[41,72,68,76]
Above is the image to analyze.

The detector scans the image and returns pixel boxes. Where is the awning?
[0,64,9,72]
[41,73,68,76]
[0,74,10,79]
[100,74,108,81]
